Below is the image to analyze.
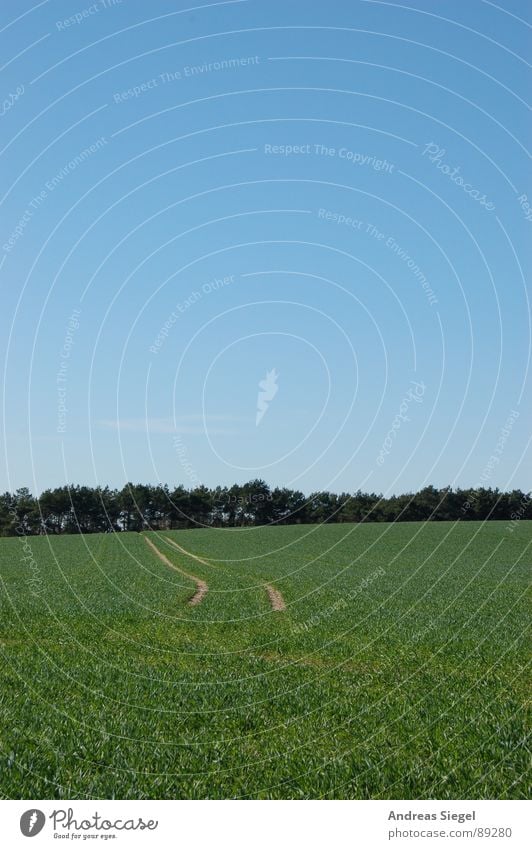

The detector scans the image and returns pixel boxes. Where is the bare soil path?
[265,583,286,611]
[145,536,208,606]
[163,536,285,612]
[164,536,214,568]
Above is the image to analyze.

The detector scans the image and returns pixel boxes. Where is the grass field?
[0,521,529,799]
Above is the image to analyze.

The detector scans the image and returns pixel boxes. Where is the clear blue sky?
[1,0,530,496]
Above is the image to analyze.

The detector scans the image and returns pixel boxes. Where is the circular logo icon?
[20,810,45,837]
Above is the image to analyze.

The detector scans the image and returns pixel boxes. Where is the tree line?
[1,481,530,536]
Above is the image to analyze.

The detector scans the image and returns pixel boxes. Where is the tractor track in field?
[145,537,208,606]
[164,536,286,612]
[265,583,286,611]
[164,536,213,567]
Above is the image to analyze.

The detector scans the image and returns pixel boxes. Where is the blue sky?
[1,0,530,496]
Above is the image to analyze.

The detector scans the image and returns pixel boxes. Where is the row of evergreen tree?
[1,481,530,536]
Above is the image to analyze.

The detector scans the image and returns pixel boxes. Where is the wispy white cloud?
[97,416,241,435]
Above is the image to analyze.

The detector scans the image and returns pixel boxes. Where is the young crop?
[0,522,529,799]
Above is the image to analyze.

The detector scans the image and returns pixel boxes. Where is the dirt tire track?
[163,536,285,612]
[265,583,286,611]
[164,535,214,568]
[145,537,208,606]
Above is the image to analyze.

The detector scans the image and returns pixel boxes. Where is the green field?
[0,521,529,799]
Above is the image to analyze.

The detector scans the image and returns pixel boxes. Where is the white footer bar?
[1,799,529,848]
